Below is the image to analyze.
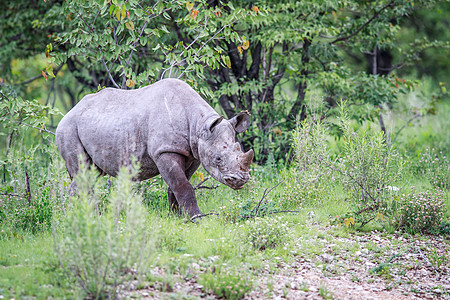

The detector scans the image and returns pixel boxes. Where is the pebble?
[321,253,334,263]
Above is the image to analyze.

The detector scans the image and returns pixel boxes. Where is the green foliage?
[318,283,334,300]
[0,143,68,234]
[413,148,449,190]
[4,0,447,162]
[199,267,253,300]
[4,197,52,234]
[155,223,186,252]
[399,189,447,234]
[427,247,449,270]
[45,0,248,90]
[138,178,169,213]
[335,104,404,225]
[244,216,290,251]
[291,116,334,206]
[0,91,61,135]
[435,221,450,235]
[53,164,154,299]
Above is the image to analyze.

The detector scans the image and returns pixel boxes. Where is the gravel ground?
[125,228,450,299]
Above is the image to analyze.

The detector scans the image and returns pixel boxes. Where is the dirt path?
[126,229,450,299]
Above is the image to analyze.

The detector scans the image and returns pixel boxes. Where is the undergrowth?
[0,99,449,299]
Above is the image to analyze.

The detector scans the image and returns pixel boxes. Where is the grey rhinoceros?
[56,78,254,217]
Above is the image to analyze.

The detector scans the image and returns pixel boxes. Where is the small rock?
[326,265,335,272]
[419,268,429,276]
[321,253,334,263]
[309,286,318,292]
[192,263,200,270]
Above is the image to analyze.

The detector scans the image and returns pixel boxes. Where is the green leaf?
[160,25,169,34]
[46,66,55,78]
[125,21,134,30]
[109,4,115,15]
[140,36,147,46]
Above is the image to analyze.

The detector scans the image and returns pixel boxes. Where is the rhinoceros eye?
[214,155,222,165]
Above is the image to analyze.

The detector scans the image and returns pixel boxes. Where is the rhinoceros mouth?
[223,174,249,190]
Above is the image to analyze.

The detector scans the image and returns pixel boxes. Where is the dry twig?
[188,212,219,222]
[25,169,32,205]
[252,180,285,217]
[193,176,219,190]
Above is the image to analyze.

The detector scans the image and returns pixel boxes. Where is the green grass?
[0,233,72,299]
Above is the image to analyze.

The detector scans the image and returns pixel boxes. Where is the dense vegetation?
[0,0,449,299]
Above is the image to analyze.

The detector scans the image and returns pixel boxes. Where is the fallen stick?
[188,212,219,222]
[193,176,219,190]
[252,180,284,217]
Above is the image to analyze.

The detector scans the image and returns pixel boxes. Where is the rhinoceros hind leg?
[57,130,93,191]
[167,160,200,215]
[156,153,201,217]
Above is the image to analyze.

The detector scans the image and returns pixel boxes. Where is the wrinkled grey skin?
[56,78,254,217]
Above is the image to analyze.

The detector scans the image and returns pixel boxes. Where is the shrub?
[399,189,447,234]
[9,197,52,233]
[414,148,449,190]
[244,216,290,250]
[0,146,68,234]
[199,267,253,300]
[53,163,154,299]
[335,103,404,225]
[290,116,334,206]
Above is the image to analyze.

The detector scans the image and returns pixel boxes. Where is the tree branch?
[19,74,43,85]
[0,193,26,199]
[331,2,394,44]
[101,57,120,89]
[0,117,56,135]
[247,41,262,80]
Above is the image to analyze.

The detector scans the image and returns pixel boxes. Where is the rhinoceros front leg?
[168,160,201,214]
[156,153,201,217]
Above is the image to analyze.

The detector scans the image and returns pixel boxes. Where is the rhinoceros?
[56,78,254,217]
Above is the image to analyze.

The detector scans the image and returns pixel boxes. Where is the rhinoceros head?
[198,111,254,190]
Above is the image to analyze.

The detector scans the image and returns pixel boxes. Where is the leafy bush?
[414,148,449,190]
[335,104,404,225]
[0,145,68,234]
[244,216,290,251]
[199,267,253,300]
[8,197,52,233]
[53,164,154,299]
[290,116,334,207]
[435,221,450,235]
[399,189,447,234]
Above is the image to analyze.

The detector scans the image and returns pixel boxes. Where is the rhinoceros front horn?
[240,149,254,172]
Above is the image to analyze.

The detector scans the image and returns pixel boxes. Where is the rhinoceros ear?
[229,111,250,133]
[208,115,224,132]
